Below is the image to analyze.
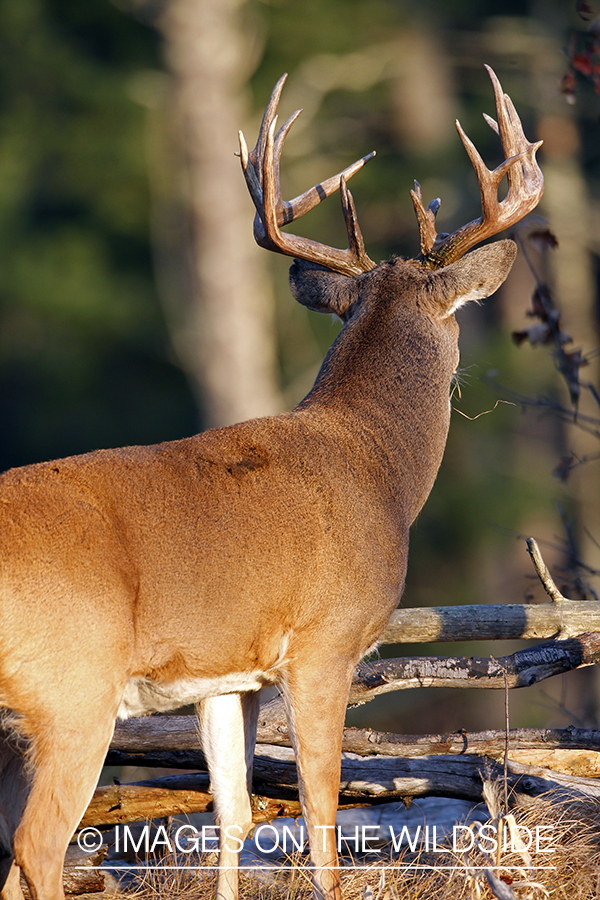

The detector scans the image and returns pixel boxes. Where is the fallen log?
[88,749,600,830]
[109,717,600,770]
[381,600,600,643]
[81,772,212,828]
[380,540,600,644]
[21,845,107,899]
[254,633,600,729]
[349,632,600,699]
[108,633,600,768]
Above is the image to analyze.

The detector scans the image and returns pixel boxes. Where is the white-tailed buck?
[0,67,542,900]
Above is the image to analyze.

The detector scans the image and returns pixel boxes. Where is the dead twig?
[526,537,566,602]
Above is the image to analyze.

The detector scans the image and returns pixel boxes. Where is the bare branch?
[526,537,566,602]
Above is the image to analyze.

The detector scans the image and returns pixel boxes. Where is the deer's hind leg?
[197,691,260,900]
[0,865,23,900]
[8,688,121,900]
[0,720,30,900]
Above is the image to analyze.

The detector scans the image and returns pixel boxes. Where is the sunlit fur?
[0,241,516,900]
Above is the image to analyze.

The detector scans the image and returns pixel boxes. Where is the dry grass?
[110,787,600,900]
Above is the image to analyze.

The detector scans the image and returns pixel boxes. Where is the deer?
[0,66,542,900]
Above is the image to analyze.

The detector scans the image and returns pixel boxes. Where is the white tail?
[0,67,541,900]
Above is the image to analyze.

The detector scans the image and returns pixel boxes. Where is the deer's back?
[0,414,409,695]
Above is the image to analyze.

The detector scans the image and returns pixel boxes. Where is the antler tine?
[248,73,289,188]
[410,181,441,257]
[340,176,369,263]
[259,116,376,274]
[287,150,376,223]
[238,74,291,228]
[241,115,375,240]
[455,118,522,221]
[272,109,303,225]
[415,66,544,270]
[240,75,377,276]
[483,66,534,207]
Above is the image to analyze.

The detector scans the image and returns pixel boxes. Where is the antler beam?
[411,66,544,270]
[239,74,377,276]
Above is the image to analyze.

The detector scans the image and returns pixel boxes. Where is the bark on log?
[507,749,600,778]
[244,747,600,801]
[109,633,600,765]
[80,770,364,828]
[106,745,600,786]
[349,632,600,698]
[381,600,600,643]
[81,772,212,828]
[110,716,600,763]
[252,632,600,730]
[112,714,203,751]
[21,846,106,898]
[339,726,600,760]
[87,751,600,829]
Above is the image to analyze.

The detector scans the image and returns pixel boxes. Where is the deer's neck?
[295,299,456,523]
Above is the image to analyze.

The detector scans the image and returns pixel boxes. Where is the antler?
[238,74,377,277]
[411,65,544,270]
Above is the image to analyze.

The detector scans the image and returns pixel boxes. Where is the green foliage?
[0,0,197,469]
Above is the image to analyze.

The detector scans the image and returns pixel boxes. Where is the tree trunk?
[154,0,282,427]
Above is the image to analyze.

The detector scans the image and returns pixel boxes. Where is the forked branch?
[411,66,544,269]
[239,73,377,276]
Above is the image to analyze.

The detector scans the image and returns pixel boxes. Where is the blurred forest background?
[2,0,600,737]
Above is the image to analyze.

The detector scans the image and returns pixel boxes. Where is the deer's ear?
[432,239,517,317]
[289,260,361,318]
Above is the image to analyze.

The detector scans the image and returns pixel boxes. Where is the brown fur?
[0,243,516,900]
